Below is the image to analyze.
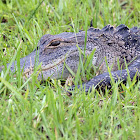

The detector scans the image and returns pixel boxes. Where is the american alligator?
[0,24,140,92]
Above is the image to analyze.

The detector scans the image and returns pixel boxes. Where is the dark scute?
[116,24,129,31]
[88,28,100,32]
[115,24,130,39]
[101,25,111,32]
[101,25,115,33]
[130,27,139,34]
[110,27,115,32]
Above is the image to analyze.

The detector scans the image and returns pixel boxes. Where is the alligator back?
[86,24,140,72]
[69,24,140,93]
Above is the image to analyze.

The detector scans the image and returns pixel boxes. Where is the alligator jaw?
[3,43,82,80]
[22,53,68,80]
[3,31,91,80]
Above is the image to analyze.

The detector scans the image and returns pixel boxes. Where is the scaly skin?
[0,24,140,92]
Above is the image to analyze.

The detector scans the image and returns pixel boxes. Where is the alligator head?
[2,30,99,80]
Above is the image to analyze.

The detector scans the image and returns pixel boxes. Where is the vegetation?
[0,0,139,139]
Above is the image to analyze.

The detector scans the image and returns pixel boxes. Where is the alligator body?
[1,24,140,92]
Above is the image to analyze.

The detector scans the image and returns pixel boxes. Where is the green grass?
[0,0,140,139]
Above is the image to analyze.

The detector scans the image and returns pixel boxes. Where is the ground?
[0,0,140,139]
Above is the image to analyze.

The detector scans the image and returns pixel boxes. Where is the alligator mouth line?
[23,56,66,76]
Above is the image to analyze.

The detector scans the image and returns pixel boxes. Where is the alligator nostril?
[36,46,39,50]
[33,46,39,51]
[50,41,60,46]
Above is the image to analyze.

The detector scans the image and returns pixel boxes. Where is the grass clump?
[0,0,140,139]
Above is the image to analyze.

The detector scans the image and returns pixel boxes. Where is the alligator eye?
[50,41,60,46]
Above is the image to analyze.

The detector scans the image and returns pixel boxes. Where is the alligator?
[0,24,140,93]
